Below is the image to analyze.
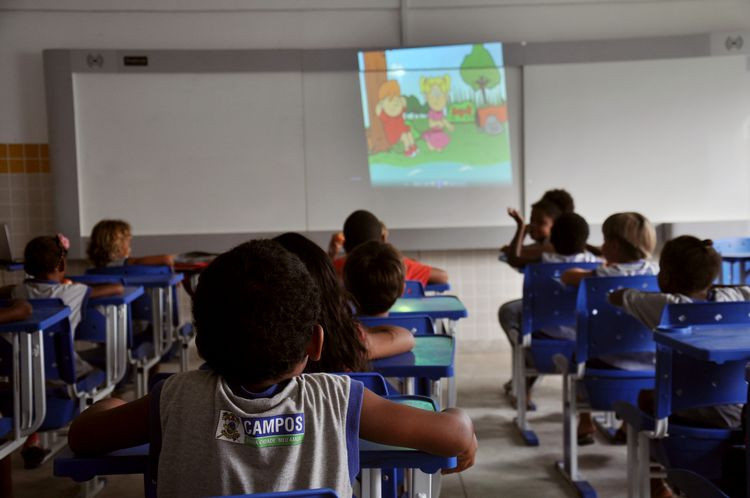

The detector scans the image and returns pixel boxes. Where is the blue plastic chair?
[358,315,436,335]
[666,469,729,498]
[615,302,750,498]
[403,281,426,298]
[556,275,659,496]
[713,237,750,284]
[513,262,599,446]
[213,490,338,498]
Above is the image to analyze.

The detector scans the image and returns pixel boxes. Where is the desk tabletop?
[425,283,450,293]
[719,253,750,261]
[655,324,750,363]
[120,273,184,287]
[389,296,468,321]
[89,286,145,306]
[0,306,70,333]
[371,336,455,380]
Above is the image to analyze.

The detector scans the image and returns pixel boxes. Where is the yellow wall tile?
[26,159,40,173]
[0,160,8,173]
[40,159,50,173]
[9,159,24,173]
[8,144,23,158]
[0,145,7,158]
[40,144,49,158]
[24,144,39,158]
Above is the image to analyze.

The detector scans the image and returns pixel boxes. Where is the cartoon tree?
[363,51,390,153]
[460,44,501,106]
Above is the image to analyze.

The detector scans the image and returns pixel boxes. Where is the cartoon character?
[375,80,417,157]
[420,76,454,152]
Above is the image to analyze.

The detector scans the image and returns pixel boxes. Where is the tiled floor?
[13,344,631,498]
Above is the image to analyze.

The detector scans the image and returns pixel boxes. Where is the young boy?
[537,212,599,263]
[329,209,449,286]
[68,240,476,498]
[343,240,405,316]
[501,198,561,269]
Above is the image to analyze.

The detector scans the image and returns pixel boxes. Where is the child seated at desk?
[559,212,658,445]
[343,240,405,318]
[87,219,175,268]
[609,236,747,498]
[67,239,477,498]
[3,235,123,468]
[329,209,449,286]
[274,232,414,370]
[0,299,32,322]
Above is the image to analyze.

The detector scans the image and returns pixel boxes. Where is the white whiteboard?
[74,72,307,236]
[524,56,750,224]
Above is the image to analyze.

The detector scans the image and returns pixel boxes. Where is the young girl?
[87,220,174,268]
[559,212,658,445]
[274,232,414,371]
[4,234,123,468]
[609,236,747,498]
[67,240,476,498]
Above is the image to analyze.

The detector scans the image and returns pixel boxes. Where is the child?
[541,188,575,214]
[330,210,449,286]
[501,198,561,269]
[343,240,405,317]
[535,212,599,264]
[560,212,658,444]
[3,235,123,468]
[609,236,746,497]
[274,232,414,370]
[561,212,658,286]
[67,240,476,498]
[87,219,174,268]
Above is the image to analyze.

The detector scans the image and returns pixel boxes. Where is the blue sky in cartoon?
[358,43,505,126]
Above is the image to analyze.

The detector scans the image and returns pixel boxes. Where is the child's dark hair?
[531,198,563,221]
[343,210,382,253]
[550,212,589,255]
[541,189,575,214]
[344,241,405,316]
[24,236,67,277]
[274,232,369,373]
[193,239,321,385]
[659,236,721,294]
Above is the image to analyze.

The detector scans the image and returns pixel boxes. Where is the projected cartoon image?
[358,43,512,187]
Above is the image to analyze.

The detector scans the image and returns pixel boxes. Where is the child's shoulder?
[710,286,750,302]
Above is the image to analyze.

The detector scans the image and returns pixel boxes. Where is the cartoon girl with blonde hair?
[375,80,417,157]
[420,75,454,152]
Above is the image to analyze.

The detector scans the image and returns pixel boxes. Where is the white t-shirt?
[542,251,601,263]
[594,260,659,277]
[11,280,91,332]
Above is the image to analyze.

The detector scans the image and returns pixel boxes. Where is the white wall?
[2,0,750,141]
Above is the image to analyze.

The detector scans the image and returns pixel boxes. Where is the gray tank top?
[157,370,357,498]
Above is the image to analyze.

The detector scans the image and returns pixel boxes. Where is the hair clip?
[57,233,70,251]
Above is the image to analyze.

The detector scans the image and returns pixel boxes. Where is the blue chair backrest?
[402,280,426,298]
[713,238,750,284]
[358,315,436,335]
[68,275,134,344]
[659,301,750,329]
[576,275,659,364]
[522,262,599,336]
[340,372,388,396]
[213,489,339,498]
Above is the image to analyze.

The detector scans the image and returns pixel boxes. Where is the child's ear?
[305,324,324,362]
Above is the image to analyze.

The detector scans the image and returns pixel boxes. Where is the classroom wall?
[2,0,749,346]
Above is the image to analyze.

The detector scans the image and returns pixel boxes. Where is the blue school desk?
[1,262,23,272]
[389,296,467,322]
[424,283,450,293]
[0,305,71,460]
[371,335,455,396]
[83,286,145,391]
[617,324,750,498]
[54,397,455,498]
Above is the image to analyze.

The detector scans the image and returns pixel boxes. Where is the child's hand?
[442,433,478,474]
[328,232,345,259]
[10,300,32,319]
[61,278,73,285]
[507,208,524,226]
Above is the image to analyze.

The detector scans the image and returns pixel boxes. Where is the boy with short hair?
[68,239,476,498]
[344,240,405,316]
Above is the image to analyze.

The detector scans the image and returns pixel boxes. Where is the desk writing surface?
[120,273,184,288]
[655,325,750,363]
[389,296,468,320]
[0,306,70,333]
[371,336,455,380]
[719,253,750,261]
[88,286,145,306]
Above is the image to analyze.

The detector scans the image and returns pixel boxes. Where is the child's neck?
[34,271,64,283]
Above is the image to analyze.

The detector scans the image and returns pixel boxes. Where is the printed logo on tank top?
[215,410,305,448]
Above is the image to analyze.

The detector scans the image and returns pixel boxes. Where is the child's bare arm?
[360,389,477,474]
[68,396,150,455]
[127,254,175,268]
[0,300,32,322]
[328,232,345,260]
[89,283,125,299]
[561,269,594,286]
[364,325,415,359]
[427,267,449,285]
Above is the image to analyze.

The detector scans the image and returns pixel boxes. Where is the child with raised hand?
[501,198,561,269]
[330,210,449,286]
[562,212,658,287]
[274,232,414,370]
[67,240,476,498]
[87,219,174,268]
